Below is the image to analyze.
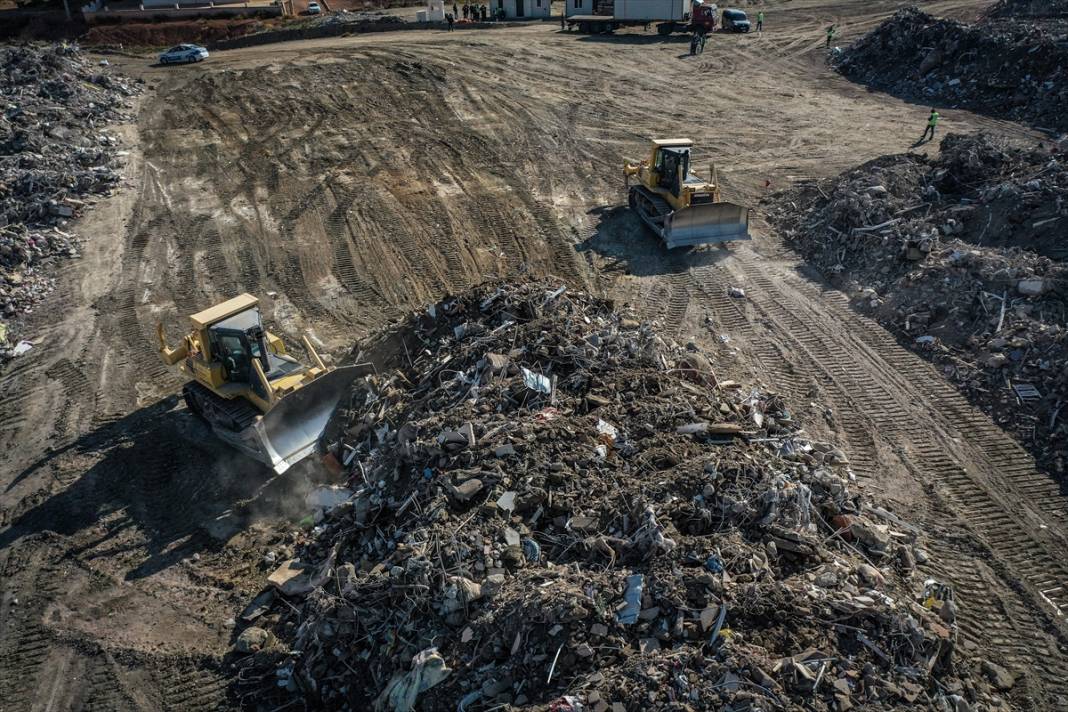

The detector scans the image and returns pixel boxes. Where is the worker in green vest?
[825,24,836,48]
[921,109,940,142]
[756,11,764,32]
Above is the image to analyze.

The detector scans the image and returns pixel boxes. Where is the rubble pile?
[834,7,1068,132]
[766,132,1068,479]
[230,280,1004,711]
[0,43,138,360]
[987,0,1068,18]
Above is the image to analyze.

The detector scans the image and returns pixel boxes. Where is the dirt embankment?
[834,6,1068,132]
[767,132,1068,483]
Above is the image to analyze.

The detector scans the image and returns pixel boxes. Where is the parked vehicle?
[306,1,322,13]
[158,44,209,65]
[720,7,750,32]
[567,0,717,35]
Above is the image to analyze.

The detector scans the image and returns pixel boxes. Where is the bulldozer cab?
[207,307,302,399]
[655,146,689,197]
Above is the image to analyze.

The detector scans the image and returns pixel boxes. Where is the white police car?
[158,44,209,65]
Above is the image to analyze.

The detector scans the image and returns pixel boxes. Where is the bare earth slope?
[2,1,1067,709]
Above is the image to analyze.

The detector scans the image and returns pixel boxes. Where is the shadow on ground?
[575,204,735,275]
[0,396,300,581]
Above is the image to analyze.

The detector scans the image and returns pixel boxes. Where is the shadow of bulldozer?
[575,204,733,277]
[0,395,307,582]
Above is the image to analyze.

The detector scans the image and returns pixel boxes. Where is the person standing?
[481,4,487,19]
[453,1,458,16]
[756,10,763,32]
[462,3,469,19]
[561,12,566,30]
[446,11,454,29]
[921,109,940,142]
[825,24,836,48]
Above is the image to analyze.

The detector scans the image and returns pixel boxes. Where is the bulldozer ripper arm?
[251,357,275,406]
[302,334,327,371]
[157,322,188,365]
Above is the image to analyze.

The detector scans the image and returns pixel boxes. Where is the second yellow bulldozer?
[624,138,751,249]
[157,294,370,473]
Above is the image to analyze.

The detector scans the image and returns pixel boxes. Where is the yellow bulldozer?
[624,138,750,249]
[157,294,369,474]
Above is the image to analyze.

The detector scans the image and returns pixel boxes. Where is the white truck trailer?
[566,0,717,34]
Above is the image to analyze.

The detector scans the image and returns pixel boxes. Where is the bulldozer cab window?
[214,330,252,384]
[657,148,689,197]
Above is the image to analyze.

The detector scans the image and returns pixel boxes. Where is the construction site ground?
[2,0,1066,708]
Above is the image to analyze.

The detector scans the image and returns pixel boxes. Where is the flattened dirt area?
[2,0,1067,708]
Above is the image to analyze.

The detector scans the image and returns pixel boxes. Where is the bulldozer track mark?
[193,215,239,299]
[159,663,228,712]
[470,197,526,273]
[723,255,1068,697]
[44,358,94,451]
[921,541,1068,704]
[84,653,140,712]
[323,183,387,307]
[0,558,65,710]
[778,274,1068,524]
[108,287,172,383]
[807,287,1068,521]
[663,272,691,337]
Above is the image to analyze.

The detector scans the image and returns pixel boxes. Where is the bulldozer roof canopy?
[652,138,693,147]
[190,293,259,329]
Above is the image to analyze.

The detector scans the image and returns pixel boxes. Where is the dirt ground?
[2,1,1067,709]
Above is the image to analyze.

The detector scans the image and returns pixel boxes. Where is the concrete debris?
[835,6,1068,131]
[235,626,272,654]
[767,132,1068,480]
[0,43,139,362]
[230,279,998,710]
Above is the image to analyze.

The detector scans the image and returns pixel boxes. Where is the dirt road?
[2,1,1066,708]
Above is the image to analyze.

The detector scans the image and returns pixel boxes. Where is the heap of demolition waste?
[0,43,139,360]
[834,6,1068,132]
[766,132,1068,480]
[987,0,1068,18]
[229,279,1008,711]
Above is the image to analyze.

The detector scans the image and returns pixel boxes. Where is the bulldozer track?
[0,553,64,712]
[159,662,228,712]
[324,183,388,308]
[44,358,94,447]
[84,653,139,712]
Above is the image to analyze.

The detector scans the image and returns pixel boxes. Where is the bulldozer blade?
[250,365,372,474]
[663,202,751,249]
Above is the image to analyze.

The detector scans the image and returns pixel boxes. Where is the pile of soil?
[834,7,1068,132]
[0,43,139,360]
[228,280,1010,711]
[765,133,1068,481]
